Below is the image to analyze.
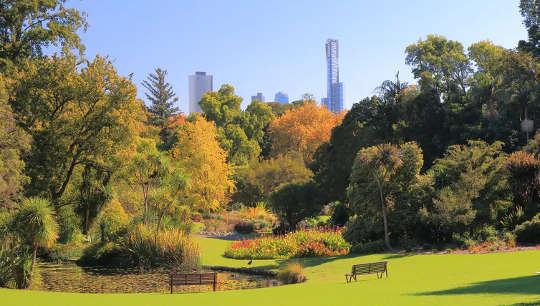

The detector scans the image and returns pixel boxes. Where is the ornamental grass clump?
[277,262,306,284]
[224,227,350,259]
[123,224,200,271]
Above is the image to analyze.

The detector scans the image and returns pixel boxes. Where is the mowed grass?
[2,237,540,306]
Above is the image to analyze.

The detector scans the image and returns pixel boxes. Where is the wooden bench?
[170,272,217,293]
[345,261,388,282]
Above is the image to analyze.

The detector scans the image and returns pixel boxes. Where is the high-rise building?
[274,91,289,104]
[323,39,343,113]
[251,92,265,102]
[188,72,213,114]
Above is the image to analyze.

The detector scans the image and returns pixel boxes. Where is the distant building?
[274,91,289,104]
[323,39,343,113]
[188,72,213,114]
[251,92,265,102]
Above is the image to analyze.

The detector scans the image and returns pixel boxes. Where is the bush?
[225,227,350,259]
[0,235,32,289]
[123,224,200,270]
[78,242,131,267]
[277,262,306,284]
[96,199,128,243]
[342,215,383,244]
[234,221,255,234]
[514,214,540,244]
[330,202,350,226]
[350,240,386,254]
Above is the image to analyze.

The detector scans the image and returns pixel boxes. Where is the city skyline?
[66,1,526,113]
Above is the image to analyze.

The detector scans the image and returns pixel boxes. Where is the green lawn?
[2,237,539,306]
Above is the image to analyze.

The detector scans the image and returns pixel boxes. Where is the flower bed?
[224,227,350,259]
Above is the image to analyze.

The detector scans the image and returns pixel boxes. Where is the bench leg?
[386,269,388,278]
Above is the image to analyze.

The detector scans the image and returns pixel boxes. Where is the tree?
[518,0,540,57]
[9,55,145,205]
[348,142,423,250]
[171,114,234,211]
[269,182,322,230]
[148,165,189,242]
[0,74,30,209]
[142,68,180,148]
[422,141,511,240]
[268,101,344,164]
[375,71,409,104]
[405,34,471,97]
[122,137,167,224]
[9,197,59,281]
[311,96,386,203]
[507,151,540,221]
[233,153,313,205]
[199,84,260,165]
[0,0,87,69]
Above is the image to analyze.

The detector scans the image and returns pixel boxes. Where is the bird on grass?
[248,259,252,265]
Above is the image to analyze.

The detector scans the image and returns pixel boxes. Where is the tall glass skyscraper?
[323,39,343,113]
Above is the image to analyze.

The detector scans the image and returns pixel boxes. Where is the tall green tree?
[142,68,180,148]
[9,55,145,206]
[0,0,87,69]
[199,84,261,165]
[518,0,540,57]
[0,74,30,209]
[348,142,423,250]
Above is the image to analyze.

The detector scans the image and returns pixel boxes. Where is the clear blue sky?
[68,0,527,112]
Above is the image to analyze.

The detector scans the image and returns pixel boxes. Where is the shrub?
[269,182,323,230]
[0,235,32,289]
[234,221,255,234]
[123,224,200,270]
[342,215,383,244]
[514,214,540,244]
[97,199,128,243]
[329,202,350,226]
[277,262,306,284]
[78,242,131,267]
[224,227,350,259]
[350,240,386,254]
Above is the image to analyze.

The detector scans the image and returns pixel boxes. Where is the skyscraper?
[323,39,343,113]
[188,72,213,114]
[251,92,265,102]
[274,91,289,104]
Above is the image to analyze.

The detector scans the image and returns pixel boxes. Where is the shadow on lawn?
[415,275,540,296]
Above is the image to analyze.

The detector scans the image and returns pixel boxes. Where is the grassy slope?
[2,237,539,306]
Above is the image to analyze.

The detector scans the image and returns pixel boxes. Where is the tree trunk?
[30,242,37,284]
[376,179,392,250]
[143,185,148,224]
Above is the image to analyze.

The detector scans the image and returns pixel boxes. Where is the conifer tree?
[142,68,180,134]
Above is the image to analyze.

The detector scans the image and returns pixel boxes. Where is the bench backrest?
[170,272,217,286]
[352,261,387,274]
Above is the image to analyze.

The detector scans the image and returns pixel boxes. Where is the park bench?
[170,272,217,293]
[345,261,388,283]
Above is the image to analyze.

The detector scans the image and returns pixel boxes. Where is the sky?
[66,0,528,112]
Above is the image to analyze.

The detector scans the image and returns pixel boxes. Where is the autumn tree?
[0,0,87,69]
[9,55,145,206]
[171,114,234,211]
[268,101,344,164]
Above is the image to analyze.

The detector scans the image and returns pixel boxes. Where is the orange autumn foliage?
[268,102,345,163]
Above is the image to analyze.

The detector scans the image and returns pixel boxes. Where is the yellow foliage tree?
[268,102,345,163]
[171,114,234,211]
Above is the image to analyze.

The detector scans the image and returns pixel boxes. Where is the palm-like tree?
[375,71,409,104]
[10,197,59,279]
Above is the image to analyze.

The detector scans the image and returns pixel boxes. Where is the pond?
[37,262,281,294]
